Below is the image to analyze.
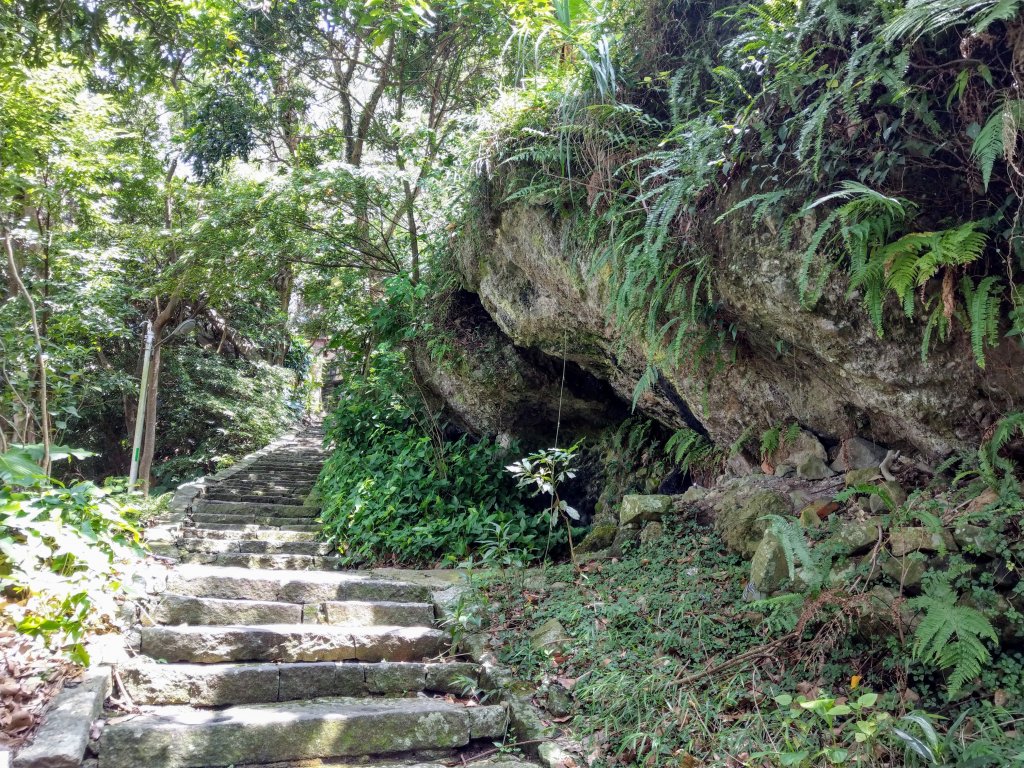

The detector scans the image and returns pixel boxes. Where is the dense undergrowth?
[481,515,1023,767]
[317,348,556,566]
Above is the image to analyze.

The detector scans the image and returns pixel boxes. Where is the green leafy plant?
[910,581,1000,697]
[506,441,582,564]
[0,448,144,664]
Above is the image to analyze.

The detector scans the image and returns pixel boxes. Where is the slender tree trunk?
[138,343,161,493]
[3,230,49,473]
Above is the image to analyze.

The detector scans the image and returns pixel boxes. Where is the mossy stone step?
[166,564,431,603]
[119,659,479,706]
[139,623,448,663]
[186,521,320,533]
[97,696,506,768]
[178,527,317,542]
[176,552,341,570]
[152,594,433,628]
[177,538,331,556]
[194,499,318,517]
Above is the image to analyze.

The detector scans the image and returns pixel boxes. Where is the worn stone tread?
[166,565,431,603]
[139,623,448,663]
[176,552,342,570]
[119,660,480,705]
[97,697,505,768]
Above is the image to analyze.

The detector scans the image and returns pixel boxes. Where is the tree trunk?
[138,342,162,493]
[3,230,50,473]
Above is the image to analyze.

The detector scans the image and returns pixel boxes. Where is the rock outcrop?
[420,200,1024,459]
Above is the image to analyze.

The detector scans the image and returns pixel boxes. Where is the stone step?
[195,499,318,516]
[151,594,433,627]
[139,624,448,663]
[178,527,317,542]
[166,565,432,603]
[190,514,321,529]
[119,659,478,705]
[177,537,331,556]
[209,487,313,499]
[185,521,320,533]
[203,491,309,504]
[97,696,505,768]
[213,482,315,494]
[176,552,341,570]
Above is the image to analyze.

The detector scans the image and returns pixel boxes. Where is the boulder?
[799,500,838,527]
[797,455,835,480]
[640,521,665,545]
[619,494,671,526]
[750,531,790,594]
[577,524,617,554]
[770,430,827,467]
[831,437,888,471]
[829,518,884,555]
[953,524,1001,557]
[714,490,792,558]
[845,468,882,488]
[879,552,928,589]
[868,481,907,513]
[609,524,641,557]
[530,618,570,653]
[888,527,958,557]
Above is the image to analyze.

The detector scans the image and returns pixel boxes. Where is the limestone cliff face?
[419,201,1024,459]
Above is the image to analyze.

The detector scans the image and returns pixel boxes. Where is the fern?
[883,0,1024,43]
[978,411,1024,487]
[961,275,1004,368]
[760,426,782,460]
[764,514,820,587]
[969,99,1024,192]
[911,583,999,697]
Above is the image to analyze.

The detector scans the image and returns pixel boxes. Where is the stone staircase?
[95,426,524,768]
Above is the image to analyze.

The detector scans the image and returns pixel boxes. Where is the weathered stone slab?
[618,494,671,526]
[466,705,508,739]
[236,539,330,555]
[166,565,431,603]
[152,594,302,626]
[196,500,317,517]
[365,662,427,693]
[352,626,448,662]
[141,624,446,664]
[278,662,367,700]
[321,600,435,627]
[425,662,479,693]
[179,527,316,542]
[97,697,475,768]
[119,661,280,706]
[15,668,110,768]
[889,527,957,557]
[140,624,359,663]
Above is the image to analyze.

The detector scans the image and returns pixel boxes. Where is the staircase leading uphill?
[97,426,527,768]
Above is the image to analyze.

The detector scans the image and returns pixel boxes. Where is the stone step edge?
[438,580,572,768]
[118,659,479,706]
[96,696,508,768]
[151,593,435,626]
[137,623,449,664]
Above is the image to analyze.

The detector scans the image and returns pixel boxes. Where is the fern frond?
[961,275,1004,368]
[911,588,999,697]
[883,0,1024,43]
[972,107,1004,192]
